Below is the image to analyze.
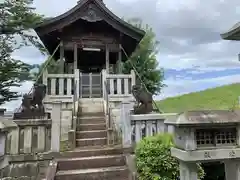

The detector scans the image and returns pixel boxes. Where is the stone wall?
[45,102,73,141]
[0,159,50,180]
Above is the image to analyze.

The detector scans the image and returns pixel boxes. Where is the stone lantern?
[165,110,240,180]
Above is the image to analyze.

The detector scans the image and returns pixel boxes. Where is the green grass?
[157,83,240,113]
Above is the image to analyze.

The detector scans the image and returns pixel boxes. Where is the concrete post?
[224,160,240,180]
[120,100,133,148]
[179,161,198,180]
[51,101,62,152]
[0,119,18,169]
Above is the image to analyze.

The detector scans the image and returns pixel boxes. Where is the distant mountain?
[157,83,240,113]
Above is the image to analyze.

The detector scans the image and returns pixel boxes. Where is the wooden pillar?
[74,43,78,70]
[59,41,65,73]
[117,44,122,74]
[105,44,109,73]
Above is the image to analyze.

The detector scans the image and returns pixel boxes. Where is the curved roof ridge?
[35,0,145,38]
[221,21,240,40]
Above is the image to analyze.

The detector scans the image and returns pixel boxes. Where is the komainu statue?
[31,83,46,112]
[132,85,153,114]
[14,83,47,119]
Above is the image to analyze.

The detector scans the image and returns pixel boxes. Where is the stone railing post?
[68,116,77,150]
[51,101,62,152]
[120,100,134,148]
[0,119,17,168]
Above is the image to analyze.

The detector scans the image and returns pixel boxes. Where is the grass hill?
[157,83,240,113]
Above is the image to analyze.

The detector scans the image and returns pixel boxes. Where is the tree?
[135,133,205,180]
[31,59,63,83]
[122,19,165,95]
[0,0,44,105]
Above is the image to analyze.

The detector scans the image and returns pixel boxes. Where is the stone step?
[77,116,105,124]
[78,112,105,117]
[76,137,107,147]
[57,155,126,171]
[56,146,127,159]
[76,130,107,139]
[76,123,106,131]
[55,166,129,180]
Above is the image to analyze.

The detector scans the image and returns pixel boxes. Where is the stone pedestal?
[224,160,240,180]
[51,101,62,152]
[179,161,198,180]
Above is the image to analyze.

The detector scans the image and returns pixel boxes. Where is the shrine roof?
[34,0,145,41]
[221,22,240,40]
[165,110,240,126]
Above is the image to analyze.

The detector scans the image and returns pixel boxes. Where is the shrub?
[135,133,205,180]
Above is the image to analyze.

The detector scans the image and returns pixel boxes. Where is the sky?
[2,0,240,110]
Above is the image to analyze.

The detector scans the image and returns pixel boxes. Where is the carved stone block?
[132,85,153,114]
[13,83,48,120]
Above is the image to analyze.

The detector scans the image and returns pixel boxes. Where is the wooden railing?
[43,72,75,103]
[42,68,136,104]
[102,69,136,98]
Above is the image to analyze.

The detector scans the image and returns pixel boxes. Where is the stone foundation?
[0,160,49,180]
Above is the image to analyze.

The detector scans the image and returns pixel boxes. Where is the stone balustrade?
[119,100,177,147]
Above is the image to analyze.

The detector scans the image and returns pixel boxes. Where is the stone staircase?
[54,111,132,180]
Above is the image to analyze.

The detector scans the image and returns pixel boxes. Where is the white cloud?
[2,0,240,110]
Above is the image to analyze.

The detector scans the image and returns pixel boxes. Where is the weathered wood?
[46,74,75,78]
[106,44,109,73]
[74,43,78,70]
[117,44,122,73]
[74,69,80,99]
[64,37,120,52]
[35,1,144,41]
[59,78,64,95]
[59,41,65,73]
[50,78,56,95]
[44,73,75,102]
[105,72,136,97]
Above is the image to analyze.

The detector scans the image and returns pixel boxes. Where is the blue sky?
[2,0,240,110]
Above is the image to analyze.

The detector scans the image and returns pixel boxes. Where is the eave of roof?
[165,110,240,126]
[221,22,240,40]
[34,0,145,40]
